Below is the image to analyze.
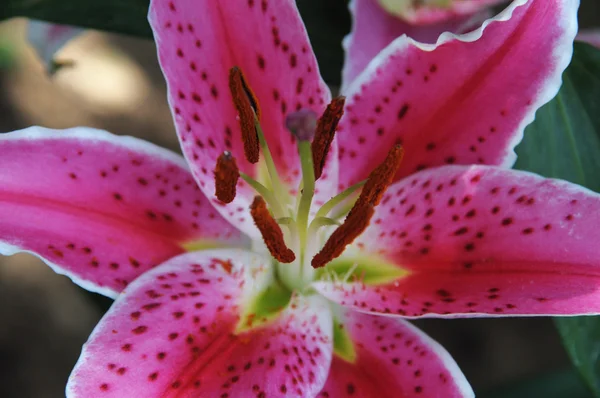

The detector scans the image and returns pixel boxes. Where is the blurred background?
[0,1,599,397]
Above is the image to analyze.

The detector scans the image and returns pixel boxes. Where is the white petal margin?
[0,127,158,300]
[343,0,579,169]
[400,319,475,398]
[1,126,191,169]
[0,126,231,299]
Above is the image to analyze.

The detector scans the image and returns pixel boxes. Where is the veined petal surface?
[315,165,600,317]
[68,249,333,397]
[342,0,491,92]
[337,0,578,189]
[0,127,244,297]
[318,309,472,397]
[149,0,336,236]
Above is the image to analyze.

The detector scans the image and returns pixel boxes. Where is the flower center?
[214,66,403,292]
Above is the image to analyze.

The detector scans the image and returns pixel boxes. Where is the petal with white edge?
[67,249,333,397]
[318,308,473,397]
[148,0,337,236]
[315,165,600,317]
[0,127,246,298]
[337,0,578,189]
[342,0,492,92]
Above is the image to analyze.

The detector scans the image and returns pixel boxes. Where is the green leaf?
[514,42,600,397]
[556,317,600,396]
[0,0,349,85]
[514,43,600,190]
[479,368,592,398]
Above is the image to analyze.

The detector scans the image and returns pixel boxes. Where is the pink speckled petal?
[342,0,491,92]
[149,0,334,236]
[318,309,473,397]
[27,20,84,72]
[577,29,600,49]
[337,0,578,189]
[315,165,600,317]
[378,0,506,25]
[0,127,245,298]
[68,249,333,397]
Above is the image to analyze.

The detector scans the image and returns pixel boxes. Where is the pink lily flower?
[0,0,592,396]
[577,29,600,49]
[377,0,506,25]
[342,0,501,91]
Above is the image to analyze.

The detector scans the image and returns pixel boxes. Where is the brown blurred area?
[0,1,599,397]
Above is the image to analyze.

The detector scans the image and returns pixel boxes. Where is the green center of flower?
[215,66,403,293]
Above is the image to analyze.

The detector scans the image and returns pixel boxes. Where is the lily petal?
[148,0,333,236]
[0,127,245,298]
[315,165,600,317]
[318,309,473,397]
[337,0,578,189]
[577,29,600,49]
[68,249,333,397]
[378,0,506,25]
[342,0,492,92]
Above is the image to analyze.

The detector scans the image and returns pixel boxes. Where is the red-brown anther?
[350,144,404,217]
[250,196,296,263]
[229,66,260,164]
[312,144,404,268]
[214,151,240,203]
[312,96,346,180]
[312,204,375,268]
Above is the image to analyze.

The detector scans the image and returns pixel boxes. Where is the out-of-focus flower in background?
[577,29,600,48]
[377,0,506,24]
[27,20,83,74]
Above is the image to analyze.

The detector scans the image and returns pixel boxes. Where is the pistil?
[217,67,405,289]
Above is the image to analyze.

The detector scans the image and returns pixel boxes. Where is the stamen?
[229,66,260,163]
[311,204,374,268]
[350,144,404,217]
[311,144,404,268]
[312,96,345,180]
[314,180,366,220]
[250,196,296,263]
[214,151,239,203]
